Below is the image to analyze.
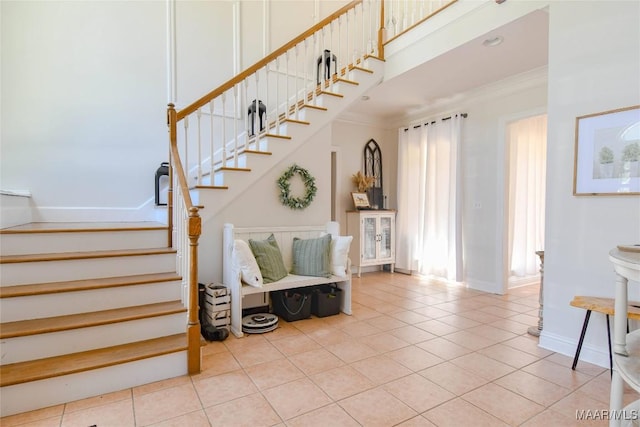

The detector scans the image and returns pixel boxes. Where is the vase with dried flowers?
[351,171,375,192]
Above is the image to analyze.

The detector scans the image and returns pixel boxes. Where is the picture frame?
[351,192,371,209]
[573,105,640,196]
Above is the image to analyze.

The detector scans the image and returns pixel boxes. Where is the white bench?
[222,223,353,337]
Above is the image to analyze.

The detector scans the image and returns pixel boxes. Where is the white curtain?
[396,115,464,282]
[507,114,547,279]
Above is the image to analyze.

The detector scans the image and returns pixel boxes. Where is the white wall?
[0,0,347,223]
[1,1,168,221]
[331,120,398,233]
[198,124,334,285]
[540,0,640,367]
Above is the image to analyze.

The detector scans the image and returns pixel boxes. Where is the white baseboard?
[539,329,610,369]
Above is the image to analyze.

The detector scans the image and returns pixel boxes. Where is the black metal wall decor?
[364,139,383,209]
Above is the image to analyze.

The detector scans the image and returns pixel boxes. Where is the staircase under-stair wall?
[0,222,188,417]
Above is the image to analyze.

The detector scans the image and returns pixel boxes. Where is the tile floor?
[2,272,638,426]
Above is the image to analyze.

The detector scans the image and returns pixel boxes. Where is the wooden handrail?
[167,103,201,374]
[176,0,364,121]
[168,104,196,213]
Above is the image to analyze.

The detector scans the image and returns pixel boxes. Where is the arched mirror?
[364,139,383,209]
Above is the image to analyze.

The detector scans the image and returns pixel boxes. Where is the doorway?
[505,113,547,289]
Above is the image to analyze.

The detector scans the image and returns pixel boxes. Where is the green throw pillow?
[291,234,331,277]
[248,234,288,283]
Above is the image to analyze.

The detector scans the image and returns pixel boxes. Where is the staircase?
[0,222,188,416]
[190,58,385,216]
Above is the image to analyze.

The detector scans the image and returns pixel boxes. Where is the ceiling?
[343,9,550,123]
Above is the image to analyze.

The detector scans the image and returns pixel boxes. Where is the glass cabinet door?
[363,217,377,260]
[379,216,392,259]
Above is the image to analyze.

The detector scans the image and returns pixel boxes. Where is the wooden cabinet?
[346,210,395,278]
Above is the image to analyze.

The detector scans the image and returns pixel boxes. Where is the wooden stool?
[570,296,640,374]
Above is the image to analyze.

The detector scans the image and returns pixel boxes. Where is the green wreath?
[277,164,317,210]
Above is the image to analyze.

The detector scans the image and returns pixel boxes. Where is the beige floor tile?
[387,345,444,372]
[494,370,572,406]
[147,410,211,427]
[325,339,379,363]
[306,327,352,346]
[438,314,482,329]
[199,350,242,377]
[132,376,192,397]
[61,399,134,427]
[309,365,375,400]
[549,390,612,420]
[502,335,555,358]
[262,322,304,341]
[442,330,499,351]
[395,415,438,426]
[545,352,608,377]
[133,383,201,426]
[478,343,543,368]
[200,340,228,356]
[290,317,331,333]
[413,319,460,336]
[0,405,64,427]
[458,310,505,324]
[412,306,453,319]
[384,373,455,412]
[269,333,322,356]
[338,387,417,426]
[288,347,345,376]
[450,353,516,381]
[286,403,360,427]
[489,318,534,335]
[520,408,604,427]
[358,332,410,353]
[389,310,431,325]
[467,324,519,342]
[462,383,545,425]
[365,314,409,331]
[193,371,258,408]
[389,325,436,344]
[416,337,472,359]
[351,354,413,385]
[423,397,509,427]
[63,389,131,414]
[227,339,285,368]
[341,320,383,337]
[522,359,593,390]
[204,393,282,426]
[243,358,305,390]
[419,361,489,395]
[262,378,332,420]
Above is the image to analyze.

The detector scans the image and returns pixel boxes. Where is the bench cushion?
[249,234,288,283]
[291,234,331,277]
[232,239,263,287]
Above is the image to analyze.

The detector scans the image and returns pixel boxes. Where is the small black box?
[311,285,342,317]
[271,289,312,322]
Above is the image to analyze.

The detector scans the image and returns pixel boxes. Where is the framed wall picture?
[351,192,371,209]
[573,105,640,195]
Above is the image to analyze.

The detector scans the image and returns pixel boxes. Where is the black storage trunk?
[271,289,312,322]
[311,285,342,317]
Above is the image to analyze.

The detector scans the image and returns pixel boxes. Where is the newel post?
[187,206,202,374]
[166,104,176,248]
[378,0,385,59]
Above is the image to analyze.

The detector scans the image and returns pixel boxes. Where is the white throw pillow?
[232,239,263,287]
[330,235,353,277]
